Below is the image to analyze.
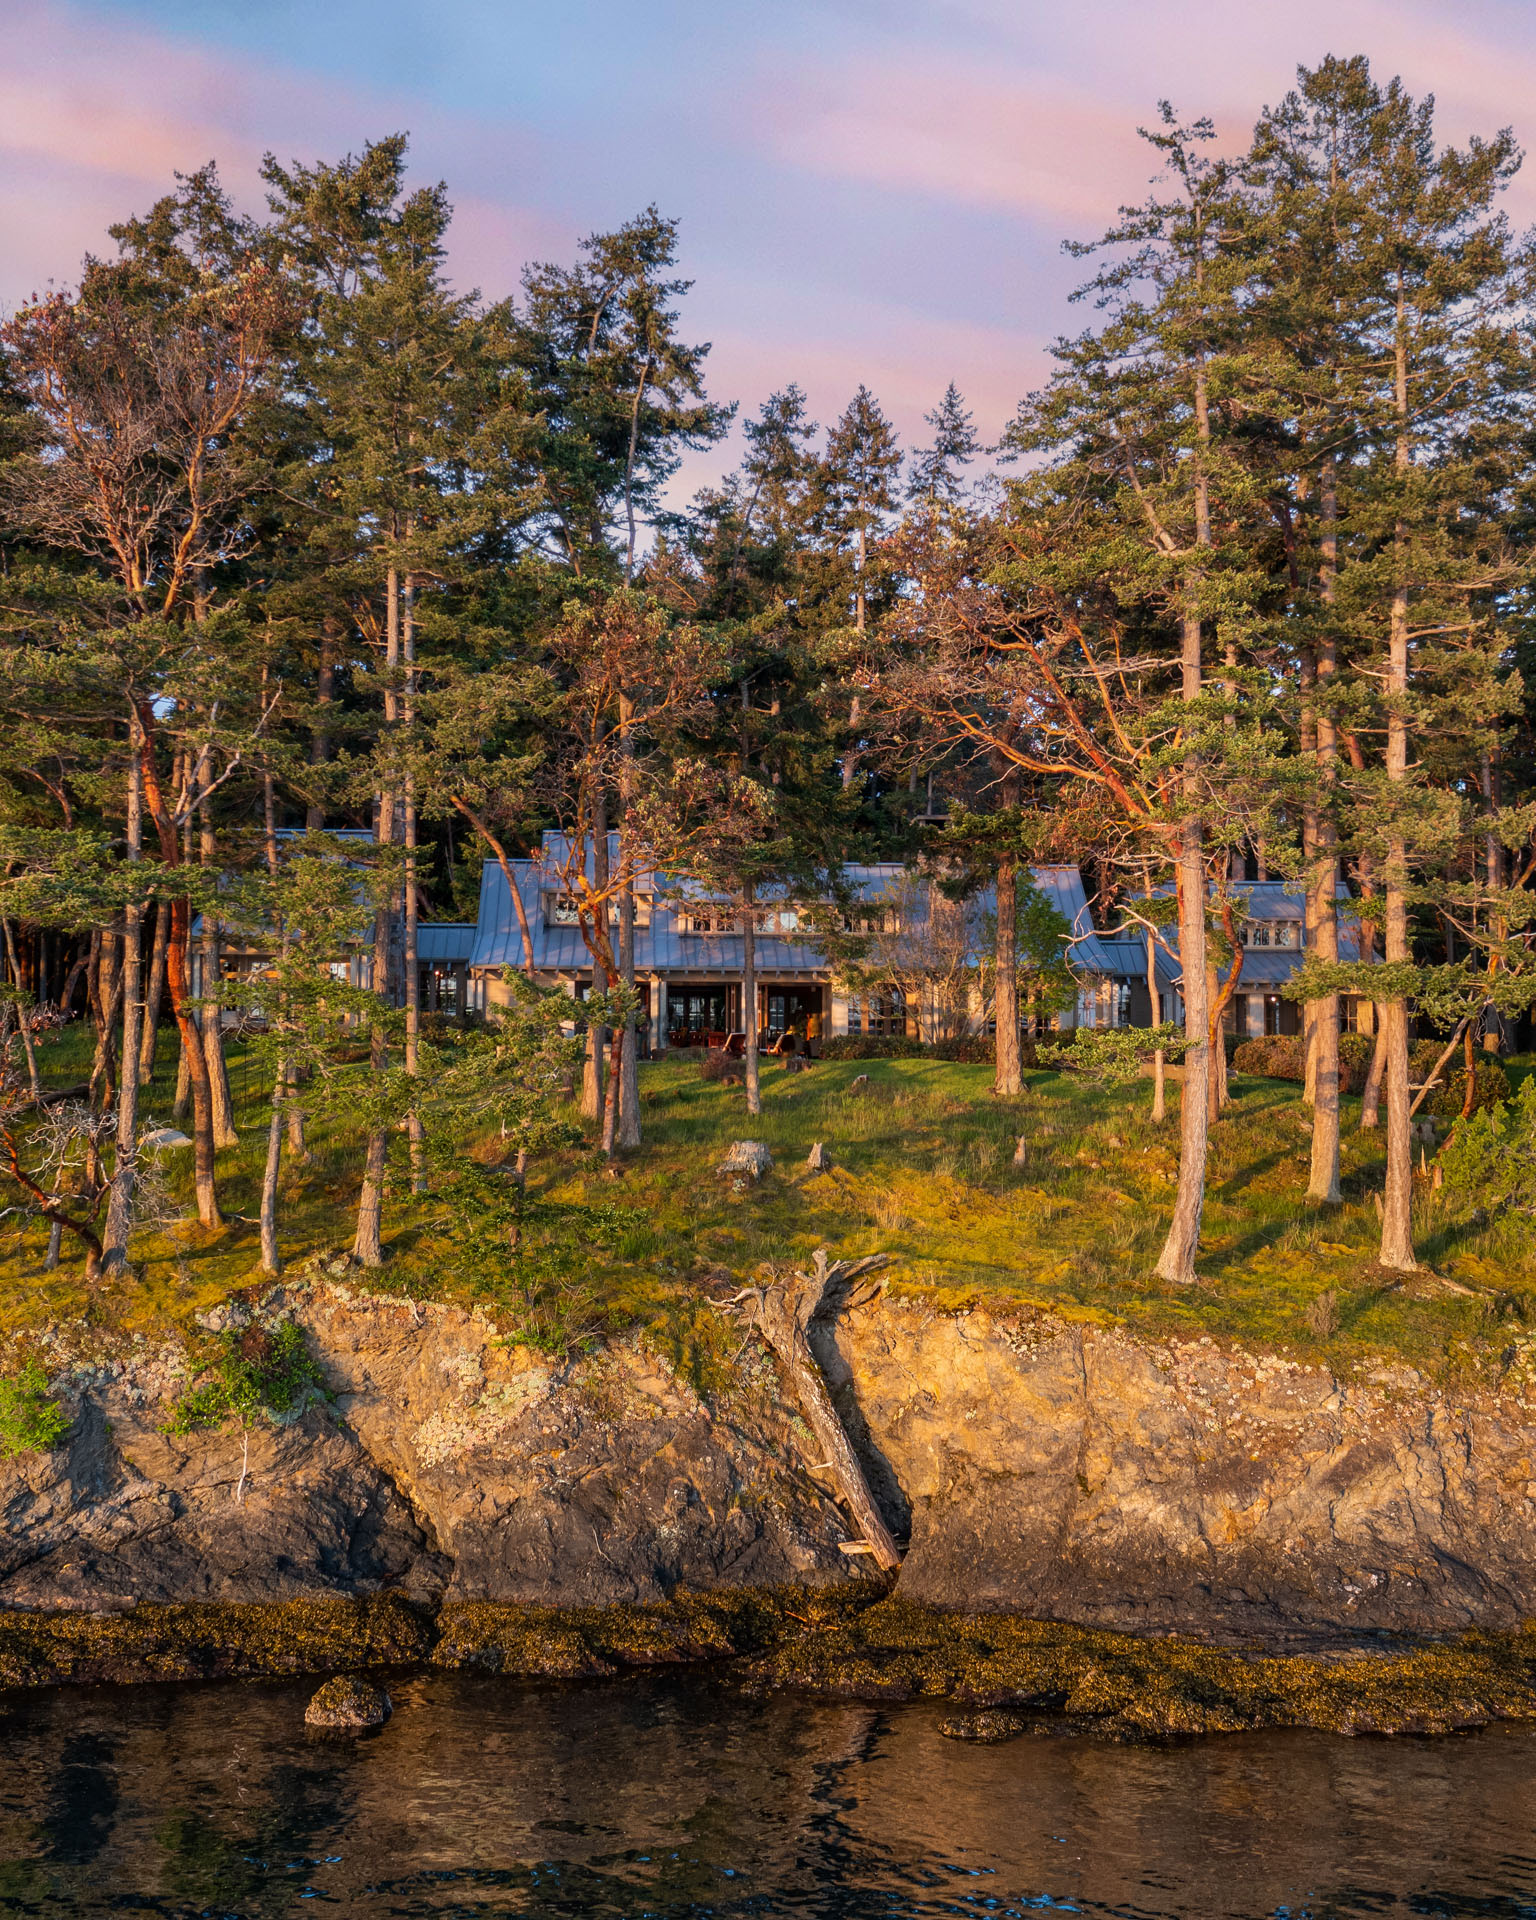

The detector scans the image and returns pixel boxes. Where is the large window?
[847,987,907,1036]
[667,987,731,1040]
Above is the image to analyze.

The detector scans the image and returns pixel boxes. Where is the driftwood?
[724,1248,900,1571]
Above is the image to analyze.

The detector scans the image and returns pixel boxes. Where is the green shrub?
[0,1361,70,1459]
[926,1035,996,1064]
[1440,1077,1536,1214]
[1231,1035,1303,1081]
[1411,1040,1509,1119]
[171,1322,328,1433]
[818,1035,924,1060]
[1232,1031,1375,1093]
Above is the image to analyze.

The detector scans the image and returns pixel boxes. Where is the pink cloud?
[760,58,1150,228]
[766,2,1536,231]
[0,0,555,312]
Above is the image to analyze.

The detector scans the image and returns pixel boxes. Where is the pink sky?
[7,0,1536,493]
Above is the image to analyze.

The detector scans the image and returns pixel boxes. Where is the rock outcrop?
[827,1298,1536,1641]
[7,1281,1536,1644]
[0,1283,857,1614]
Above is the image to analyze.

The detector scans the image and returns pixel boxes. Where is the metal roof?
[470,845,1135,985]
[464,836,1365,996]
[416,922,477,963]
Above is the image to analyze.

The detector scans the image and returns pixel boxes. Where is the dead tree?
[724,1249,901,1571]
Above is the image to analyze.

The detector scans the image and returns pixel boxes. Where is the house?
[190,829,479,1018]
[464,836,1171,1049]
[201,826,1360,1047]
[1139,881,1367,1040]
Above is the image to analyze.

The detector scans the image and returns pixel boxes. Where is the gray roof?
[417,922,477,963]
[464,838,1364,996]
[469,841,1132,985]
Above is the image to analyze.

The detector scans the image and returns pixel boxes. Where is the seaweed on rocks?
[740,1596,1536,1739]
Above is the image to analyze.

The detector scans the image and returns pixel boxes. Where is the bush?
[1440,1076,1536,1214]
[0,1361,70,1459]
[1412,1040,1509,1119]
[698,1047,743,1082]
[818,1035,925,1060]
[1231,1035,1306,1082]
[926,1034,999,1064]
[1231,1031,1375,1094]
[171,1322,328,1433]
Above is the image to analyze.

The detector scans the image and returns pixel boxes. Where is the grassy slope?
[4,1026,1534,1383]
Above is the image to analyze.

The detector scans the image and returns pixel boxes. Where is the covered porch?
[655,977,829,1053]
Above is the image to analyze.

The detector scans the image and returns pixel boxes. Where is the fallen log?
[724,1248,901,1572]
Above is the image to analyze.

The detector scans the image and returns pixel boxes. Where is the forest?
[2,51,1535,1345]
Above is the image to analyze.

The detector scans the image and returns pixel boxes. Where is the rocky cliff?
[5,1280,1536,1644]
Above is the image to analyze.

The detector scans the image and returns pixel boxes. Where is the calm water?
[2,1669,1535,1918]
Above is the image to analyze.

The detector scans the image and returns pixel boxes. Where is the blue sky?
[9,0,1536,495]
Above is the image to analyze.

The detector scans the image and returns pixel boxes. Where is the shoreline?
[4,1588,1536,1740]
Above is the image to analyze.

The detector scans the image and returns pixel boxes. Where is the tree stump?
[718,1141,773,1180]
[806,1142,831,1171]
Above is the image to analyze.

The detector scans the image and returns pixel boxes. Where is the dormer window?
[545,893,649,928]
[1243,921,1302,950]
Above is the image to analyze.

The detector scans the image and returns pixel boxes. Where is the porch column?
[653,976,668,1052]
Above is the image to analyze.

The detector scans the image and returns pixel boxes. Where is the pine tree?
[907,383,979,509]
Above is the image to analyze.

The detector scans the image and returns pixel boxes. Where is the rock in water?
[304,1674,392,1729]
[806,1142,830,1171]
[939,1710,1028,1743]
[718,1141,773,1180]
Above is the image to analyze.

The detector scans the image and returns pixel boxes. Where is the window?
[546,894,643,928]
[761,908,801,935]
[848,987,907,1037]
[1243,920,1301,950]
[680,909,737,935]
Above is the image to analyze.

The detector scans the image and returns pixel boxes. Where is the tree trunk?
[743,885,761,1118]
[740,1250,900,1570]
[450,798,535,976]
[88,927,121,1113]
[1206,960,1227,1123]
[103,732,144,1270]
[1147,928,1166,1123]
[260,1075,283,1275]
[993,854,1021,1096]
[1308,456,1342,1202]
[173,1028,191,1116]
[1154,594,1211,1286]
[168,897,220,1227]
[352,1087,386,1267]
[1379,283,1417,1273]
[582,794,609,1127]
[355,806,392,1266]
[402,569,425,1192]
[2,920,41,1105]
[137,901,169,1086]
[355,564,400,1264]
[305,615,337,830]
[616,692,641,1151]
[199,804,238,1149]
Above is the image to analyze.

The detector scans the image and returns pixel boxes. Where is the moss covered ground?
[4,1025,1536,1383]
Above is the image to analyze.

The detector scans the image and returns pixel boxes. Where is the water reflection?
[0,1669,1533,1916]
